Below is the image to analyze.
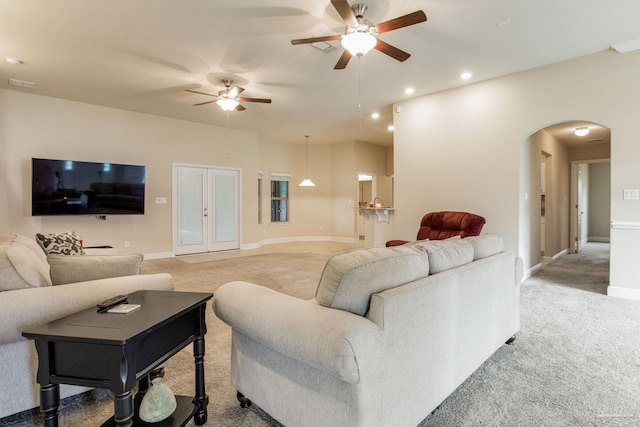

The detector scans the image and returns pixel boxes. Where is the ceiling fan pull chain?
[226,111,231,159]
[358,58,363,130]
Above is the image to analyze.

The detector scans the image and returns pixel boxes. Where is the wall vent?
[8,78,37,89]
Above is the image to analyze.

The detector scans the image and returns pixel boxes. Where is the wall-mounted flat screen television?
[32,158,146,216]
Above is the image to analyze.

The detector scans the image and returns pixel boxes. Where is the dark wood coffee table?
[22,290,213,427]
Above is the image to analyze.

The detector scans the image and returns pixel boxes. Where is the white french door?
[174,165,240,255]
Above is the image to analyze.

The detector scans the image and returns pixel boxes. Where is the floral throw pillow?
[35,231,85,256]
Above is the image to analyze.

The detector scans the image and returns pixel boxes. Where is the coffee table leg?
[192,337,208,425]
[113,391,134,427]
[40,383,60,427]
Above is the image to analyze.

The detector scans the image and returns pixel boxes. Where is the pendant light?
[299,135,315,187]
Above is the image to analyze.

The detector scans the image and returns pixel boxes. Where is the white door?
[208,168,239,252]
[174,165,240,255]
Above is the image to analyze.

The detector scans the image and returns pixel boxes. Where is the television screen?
[32,158,146,216]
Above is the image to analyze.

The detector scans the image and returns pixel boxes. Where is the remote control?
[97,294,128,309]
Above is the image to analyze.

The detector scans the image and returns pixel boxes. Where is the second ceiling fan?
[186,79,272,111]
[291,0,427,69]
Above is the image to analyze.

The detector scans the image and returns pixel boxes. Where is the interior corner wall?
[588,162,611,241]
[393,49,640,296]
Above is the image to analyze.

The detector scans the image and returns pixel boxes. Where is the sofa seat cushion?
[48,253,143,285]
[36,231,85,256]
[315,245,429,316]
[415,239,475,274]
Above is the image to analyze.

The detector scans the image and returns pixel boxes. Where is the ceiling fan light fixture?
[216,98,239,111]
[341,31,377,57]
[574,127,590,137]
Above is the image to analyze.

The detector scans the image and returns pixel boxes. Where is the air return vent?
[8,78,36,89]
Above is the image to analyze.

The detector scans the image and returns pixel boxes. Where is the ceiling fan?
[185,79,272,111]
[291,0,427,69]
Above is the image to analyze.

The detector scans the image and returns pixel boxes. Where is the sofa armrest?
[213,281,383,384]
[0,273,173,345]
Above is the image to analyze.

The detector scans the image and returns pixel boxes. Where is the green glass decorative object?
[139,378,177,423]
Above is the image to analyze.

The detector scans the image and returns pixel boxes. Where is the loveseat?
[213,235,521,427]
[0,233,174,419]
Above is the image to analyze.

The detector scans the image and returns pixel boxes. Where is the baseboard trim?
[523,262,543,280]
[607,286,640,301]
[144,251,175,260]
[153,237,361,259]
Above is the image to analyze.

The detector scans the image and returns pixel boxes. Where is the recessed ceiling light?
[461,72,473,80]
[371,112,380,119]
[574,127,590,137]
[6,57,22,65]
[404,87,415,95]
[388,125,394,131]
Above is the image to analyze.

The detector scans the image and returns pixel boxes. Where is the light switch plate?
[623,189,639,200]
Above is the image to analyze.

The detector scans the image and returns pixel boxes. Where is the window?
[270,173,290,222]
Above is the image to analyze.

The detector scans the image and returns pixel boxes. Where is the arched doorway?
[521,120,610,282]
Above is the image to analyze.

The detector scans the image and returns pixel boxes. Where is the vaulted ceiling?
[2,1,639,146]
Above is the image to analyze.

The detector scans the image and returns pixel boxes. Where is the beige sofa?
[214,235,522,427]
[0,233,174,419]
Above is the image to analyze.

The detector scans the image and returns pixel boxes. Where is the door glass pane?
[214,174,236,242]
[178,170,204,245]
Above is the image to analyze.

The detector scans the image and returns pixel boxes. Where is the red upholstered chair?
[386,211,486,247]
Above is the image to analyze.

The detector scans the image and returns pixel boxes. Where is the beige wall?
[0,89,388,254]
[588,162,611,241]
[393,49,640,298]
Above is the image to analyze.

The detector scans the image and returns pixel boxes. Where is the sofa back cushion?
[415,239,475,274]
[315,245,430,316]
[465,235,504,260]
[48,253,143,285]
[0,233,53,291]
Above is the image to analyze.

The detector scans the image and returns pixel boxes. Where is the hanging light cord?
[305,135,310,177]
[226,110,231,159]
[357,58,363,129]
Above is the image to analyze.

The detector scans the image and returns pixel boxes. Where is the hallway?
[525,242,610,294]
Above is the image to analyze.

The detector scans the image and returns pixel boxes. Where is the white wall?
[393,49,640,298]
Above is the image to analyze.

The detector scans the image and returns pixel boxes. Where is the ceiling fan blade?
[235,104,246,111]
[291,35,341,45]
[334,50,352,69]
[375,39,411,62]
[193,100,218,106]
[331,0,358,27]
[375,10,427,34]
[185,89,217,97]
[238,97,272,104]
[228,86,245,98]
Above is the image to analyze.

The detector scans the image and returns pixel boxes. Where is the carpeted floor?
[4,241,639,427]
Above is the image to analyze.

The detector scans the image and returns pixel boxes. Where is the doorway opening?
[357,173,375,239]
[521,120,610,284]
